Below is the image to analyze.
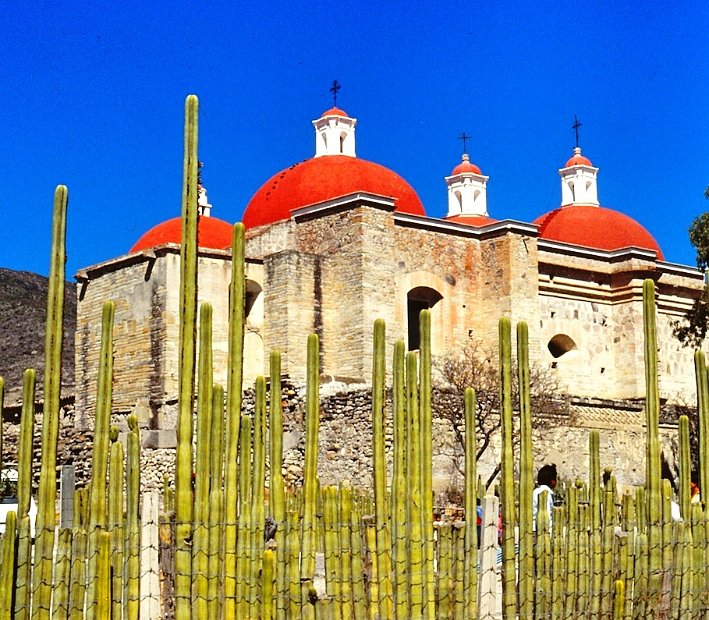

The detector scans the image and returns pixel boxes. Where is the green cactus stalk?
[33,184,68,620]
[679,415,691,520]
[694,351,709,512]
[0,511,17,617]
[517,321,534,619]
[453,522,465,618]
[576,505,589,615]
[463,387,478,620]
[0,377,4,477]
[564,485,578,620]
[349,497,367,620]
[86,301,114,620]
[322,486,341,617]
[250,376,267,610]
[175,93,199,620]
[125,414,141,620]
[69,488,87,620]
[268,351,287,620]
[371,319,393,619]
[690,503,705,614]
[301,334,320,603]
[614,580,625,620]
[287,510,302,618]
[391,340,408,619]
[14,368,36,620]
[436,524,452,619]
[262,549,275,620]
[108,428,124,619]
[642,279,663,613]
[600,488,616,619]
[235,414,252,619]
[588,430,601,617]
[208,384,225,618]
[418,309,436,619]
[633,532,649,620]
[193,302,214,616]
[406,349,424,619]
[224,221,245,620]
[96,530,111,619]
[51,528,73,620]
[498,317,517,619]
[339,482,354,620]
[366,524,379,620]
[551,504,565,620]
[534,491,552,619]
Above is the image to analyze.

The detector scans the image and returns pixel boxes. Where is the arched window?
[245,280,263,326]
[407,286,443,350]
[548,334,577,359]
[568,182,576,202]
[455,190,463,211]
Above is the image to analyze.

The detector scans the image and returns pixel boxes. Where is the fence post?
[140,491,161,619]
[479,493,500,620]
[60,465,75,528]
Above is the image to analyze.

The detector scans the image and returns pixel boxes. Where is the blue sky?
[3,1,707,276]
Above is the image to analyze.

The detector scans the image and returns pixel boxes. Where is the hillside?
[0,268,76,405]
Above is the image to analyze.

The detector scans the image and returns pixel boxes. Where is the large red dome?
[130,216,233,253]
[534,206,664,260]
[242,155,426,228]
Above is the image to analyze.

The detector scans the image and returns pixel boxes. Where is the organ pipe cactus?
[33,184,68,619]
[269,351,286,620]
[498,317,517,618]
[15,368,35,620]
[208,384,225,618]
[419,309,436,619]
[250,376,267,608]
[0,511,17,616]
[371,319,393,619]
[517,321,534,619]
[86,301,114,620]
[52,528,73,620]
[235,415,252,619]
[175,94,199,620]
[125,414,141,620]
[301,334,320,600]
[463,387,478,620]
[679,415,691,520]
[193,303,214,617]
[108,427,124,619]
[694,351,709,509]
[224,221,245,619]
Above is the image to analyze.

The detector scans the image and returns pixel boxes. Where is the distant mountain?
[0,269,76,405]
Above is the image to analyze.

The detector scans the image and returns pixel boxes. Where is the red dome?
[565,153,593,167]
[451,154,482,175]
[130,216,233,253]
[534,206,664,260]
[445,214,496,227]
[243,155,426,228]
[321,106,348,117]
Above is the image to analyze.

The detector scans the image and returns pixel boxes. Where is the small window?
[245,280,263,320]
[407,286,443,350]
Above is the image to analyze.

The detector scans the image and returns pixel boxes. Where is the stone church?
[73,105,705,486]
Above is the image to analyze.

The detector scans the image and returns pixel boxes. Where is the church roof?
[130,215,233,253]
[534,205,664,260]
[444,214,496,227]
[564,146,593,168]
[451,154,483,176]
[320,106,348,117]
[243,155,426,228]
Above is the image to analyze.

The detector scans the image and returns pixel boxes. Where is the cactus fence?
[0,95,708,619]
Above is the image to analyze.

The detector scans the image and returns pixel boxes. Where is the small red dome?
[534,205,664,260]
[320,106,348,117]
[243,155,425,228]
[564,147,593,168]
[445,214,496,227]
[130,216,233,253]
[451,154,482,175]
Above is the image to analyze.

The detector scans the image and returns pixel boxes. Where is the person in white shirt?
[532,463,558,531]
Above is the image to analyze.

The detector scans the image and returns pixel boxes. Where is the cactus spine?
[224,222,245,619]
[175,94,199,620]
[371,319,393,618]
[33,184,68,619]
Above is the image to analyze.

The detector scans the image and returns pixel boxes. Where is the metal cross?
[458,131,471,154]
[572,115,582,148]
[330,80,341,106]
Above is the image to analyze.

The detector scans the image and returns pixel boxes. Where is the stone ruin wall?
[5,383,682,505]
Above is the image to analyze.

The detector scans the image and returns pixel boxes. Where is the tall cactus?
[269,351,286,620]
[463,387,478,619]
[694,351,709,509]
[193,302,214,616]
[371,319,393,619]
[175,93,199,620]
[419,309,436,619]
[224,221,245,619]
[33,184,68,619]
[679,415,691,520]
[125,414,141,620]
[250,376,267,609]
[499,317,517,618]
[15,368,36,620]
[208,384,225,618]
[517,321,534,619]
[86,300,114,620]
[301,333,321,599]
[108,428,124,619]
